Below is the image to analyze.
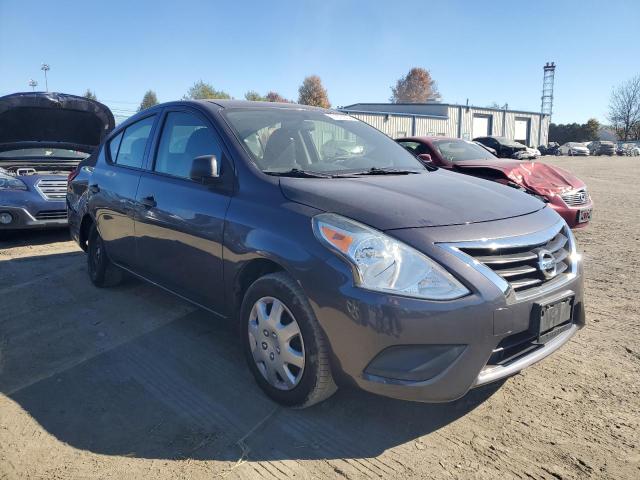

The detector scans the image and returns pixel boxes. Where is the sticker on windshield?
[325,113,357,121]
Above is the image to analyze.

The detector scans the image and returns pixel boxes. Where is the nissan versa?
[0,92,114,230]
[68,100,585,407]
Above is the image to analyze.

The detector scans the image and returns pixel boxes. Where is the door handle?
[89,184,100,193]
[140,195,157,209]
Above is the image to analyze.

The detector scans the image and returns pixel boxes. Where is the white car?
[558,142,590,156]
[621,144,640,156]
[526,146,541,158]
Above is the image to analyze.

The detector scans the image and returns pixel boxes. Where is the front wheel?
[241,272,336,407]
[87,224,124,287]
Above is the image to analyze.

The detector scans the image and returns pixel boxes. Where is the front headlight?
[313,213,469,300]
[0,172,27,190]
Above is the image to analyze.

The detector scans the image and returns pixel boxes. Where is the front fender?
[221,196,338,318]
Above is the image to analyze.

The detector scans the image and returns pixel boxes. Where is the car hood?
[454,159,586,196]
[0,92,115,154]
[279,169,545,230]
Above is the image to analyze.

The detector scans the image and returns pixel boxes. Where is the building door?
[472,114,492,138]
[514,118,531,145]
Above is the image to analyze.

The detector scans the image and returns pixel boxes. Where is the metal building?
[339,103,550,147]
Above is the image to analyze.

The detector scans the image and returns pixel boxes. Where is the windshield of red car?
[433,139,496,162]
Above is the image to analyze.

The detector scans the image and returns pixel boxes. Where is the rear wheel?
[87,224,123,287]
[241,272,336,407]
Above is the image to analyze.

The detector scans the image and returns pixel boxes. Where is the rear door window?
[108,131,123,162]
[113,115,156,169]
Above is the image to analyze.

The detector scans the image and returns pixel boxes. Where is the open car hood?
[454,159,586,196]
[0,92,115,154]
[280,169,545,230]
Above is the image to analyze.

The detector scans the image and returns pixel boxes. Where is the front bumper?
[548,198,593,229]
[0,205,67,230]
[305,208,585,403]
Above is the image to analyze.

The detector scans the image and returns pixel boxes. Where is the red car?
[396,137,593,228]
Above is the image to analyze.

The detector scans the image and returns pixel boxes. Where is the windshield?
[0,148,89,159]
[222,108,425,174]
[434,139,495,162]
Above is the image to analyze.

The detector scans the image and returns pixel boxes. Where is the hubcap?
[248,296,305,390]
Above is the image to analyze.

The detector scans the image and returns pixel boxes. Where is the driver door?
[134,108,233,313]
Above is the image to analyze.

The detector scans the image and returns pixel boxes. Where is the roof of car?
[396,136,459,142]
[200,99,326,110]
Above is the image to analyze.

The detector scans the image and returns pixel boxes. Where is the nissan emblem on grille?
[445,223,575,295]
[537,249,557,279]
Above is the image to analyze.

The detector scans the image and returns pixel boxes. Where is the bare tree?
[608,75,640,140]
[390,67,441,103]
[298,75,330,108]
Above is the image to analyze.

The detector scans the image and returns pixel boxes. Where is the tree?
[390,67,441,103]
[298,75,330,108]
[265,91,290,103]
[245,90,266,101]
[583,118,601,141]
[83,89,97,101]
[548,120,602,144]
[138,90,158,111]
[183,80,231,100]
[608,75,640,140]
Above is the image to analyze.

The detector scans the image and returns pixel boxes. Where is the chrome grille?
[561,189,588,207]
[36,179,67,200]
[455,224,573,295]
[35,210,67,220]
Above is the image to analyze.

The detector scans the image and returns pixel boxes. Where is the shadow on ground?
[1,240,503,463]
[0,227,71,248]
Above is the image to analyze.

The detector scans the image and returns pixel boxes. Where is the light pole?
[28,79,38,92]
[41,63,50,91]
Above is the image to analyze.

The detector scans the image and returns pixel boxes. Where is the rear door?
[134,108,233,312]
[91,114,157,267]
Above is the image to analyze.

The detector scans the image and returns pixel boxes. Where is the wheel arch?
[78,213,95,252]
[232,257,287,320]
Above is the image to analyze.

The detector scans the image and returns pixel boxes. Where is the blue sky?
[1,0,638,124]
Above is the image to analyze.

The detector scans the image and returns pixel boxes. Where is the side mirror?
[417,153,433,164]
[190,155,220,183]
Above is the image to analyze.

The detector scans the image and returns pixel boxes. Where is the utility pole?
[28,79,38,92]
[41,63,50,91]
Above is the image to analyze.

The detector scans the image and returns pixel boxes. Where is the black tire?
[241,271,336,408]
[87,223,123,287]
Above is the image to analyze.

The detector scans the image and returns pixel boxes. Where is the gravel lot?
[1,155,638,479]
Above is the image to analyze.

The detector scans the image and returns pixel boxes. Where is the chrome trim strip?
[473,324,579,386]
[437,220,578,301]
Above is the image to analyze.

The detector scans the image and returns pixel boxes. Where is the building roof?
[341,102,546,118]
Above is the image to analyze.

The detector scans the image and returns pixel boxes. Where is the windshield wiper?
[352,167,423,176]
[264,168,336,178]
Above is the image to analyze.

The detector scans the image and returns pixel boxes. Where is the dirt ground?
[1,155,638,480]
